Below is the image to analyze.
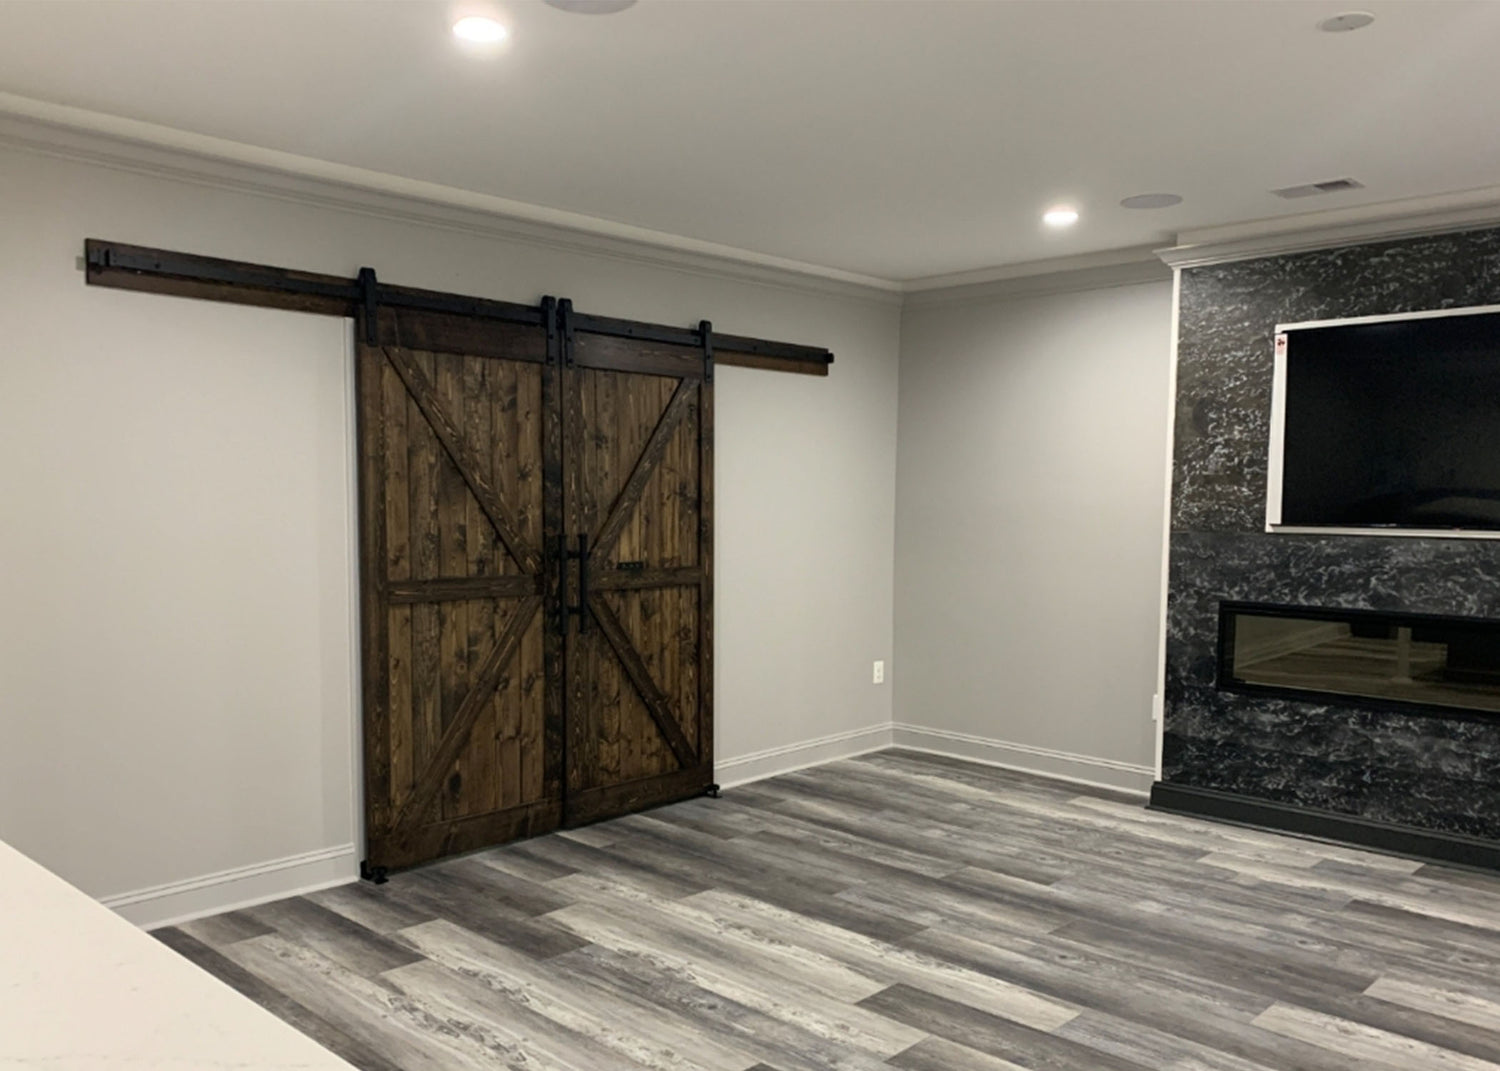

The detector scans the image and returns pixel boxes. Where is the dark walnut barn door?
[357,298,715,872]
[559,306,715,825]
[357,303,563,872]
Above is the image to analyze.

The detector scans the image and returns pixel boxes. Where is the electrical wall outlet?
[873,660,885,684]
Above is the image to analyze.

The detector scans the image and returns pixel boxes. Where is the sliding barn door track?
[83,239,835,375]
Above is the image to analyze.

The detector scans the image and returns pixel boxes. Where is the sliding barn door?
[356,300,715,871]
[561,318,715,824]
[357,305,563,871]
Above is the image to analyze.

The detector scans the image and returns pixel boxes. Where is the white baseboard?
[890,723,1154,796]
[101,724,1142,929]
[101,844,359,931]
[716,723,893,789]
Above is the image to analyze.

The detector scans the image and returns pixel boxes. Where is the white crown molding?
[903,249,1170,310]
[0,93,903,305]
[0,95,1159,310]
[15,92,1499,307]
[1157,185,1500,269]
[904,244,1166,293]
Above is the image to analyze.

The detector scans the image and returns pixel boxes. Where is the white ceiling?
[1,0,1498,283]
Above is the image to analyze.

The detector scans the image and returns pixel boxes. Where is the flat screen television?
[1267,304,1500,536]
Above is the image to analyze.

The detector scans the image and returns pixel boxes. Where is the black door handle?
[555,532,568,635]
[574,533,590,634]
[564,533,590,634]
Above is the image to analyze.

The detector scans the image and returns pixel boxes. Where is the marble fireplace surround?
[1153,225,1500,871]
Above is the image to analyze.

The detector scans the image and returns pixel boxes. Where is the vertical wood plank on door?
[486,357,513,815]
[504,360,533,812]
[435,351,470,819]
[599,372,615,787]
[619,362,642,786]
[408,350,442,787]
[382,358,414,817]
[563,349,591,801]
[495,356,523,817]
[540,320,565,809]
[464,355,499,820]
[515,361,542,808]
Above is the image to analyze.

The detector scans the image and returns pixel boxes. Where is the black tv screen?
[1275,308,1500,532]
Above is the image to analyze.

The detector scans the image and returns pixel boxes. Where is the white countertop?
[0,839,357,1071]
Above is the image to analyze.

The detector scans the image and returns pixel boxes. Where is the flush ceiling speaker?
[545,0,637,12]
[1318,11,1375,32]
[1121,193,1183,210]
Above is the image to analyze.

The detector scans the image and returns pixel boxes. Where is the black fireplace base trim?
[1149,781,1500,873]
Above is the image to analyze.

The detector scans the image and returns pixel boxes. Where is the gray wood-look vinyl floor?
[156,750,1500,1071]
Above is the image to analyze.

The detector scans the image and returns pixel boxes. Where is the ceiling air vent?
[1271,178,1365,199]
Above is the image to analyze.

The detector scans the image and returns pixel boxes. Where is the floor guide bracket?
[705,783,722,799]
[359,860,389,885]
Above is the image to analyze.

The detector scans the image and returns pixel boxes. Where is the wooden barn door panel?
[562,327,714,825]
[358,306,562,872]
[358,301,715,870]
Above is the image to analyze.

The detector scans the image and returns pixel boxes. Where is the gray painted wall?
[0,139,899,922]
[893,278,1174,790]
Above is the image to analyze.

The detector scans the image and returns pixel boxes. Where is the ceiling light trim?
[0,92,902,300]
[451,15,507,42]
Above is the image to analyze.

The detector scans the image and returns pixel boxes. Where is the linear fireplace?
[1220,602,1500,719]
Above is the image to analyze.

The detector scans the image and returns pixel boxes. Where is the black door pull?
[566,533,590,634]
[555,533,569,635]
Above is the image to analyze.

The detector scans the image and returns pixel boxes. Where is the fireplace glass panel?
[1221,606,1500,716]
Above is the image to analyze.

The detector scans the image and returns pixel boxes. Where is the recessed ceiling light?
[545,0,637,12]
[1121,193,1183,210]
[1318,11,1375,32]
[452,15,507,42]
[1043,206,1079,228]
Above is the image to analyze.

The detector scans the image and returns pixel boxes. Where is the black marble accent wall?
[1164,227,1500,840]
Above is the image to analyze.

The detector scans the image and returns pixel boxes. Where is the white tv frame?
[1266,302,1500,540]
